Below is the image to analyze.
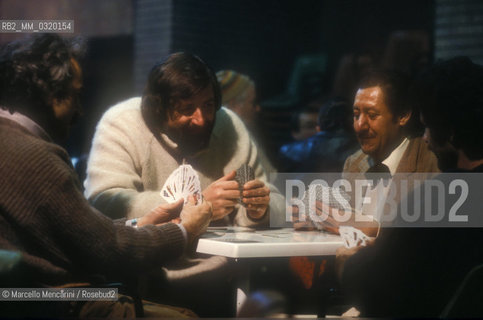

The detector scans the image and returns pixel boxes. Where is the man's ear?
[398,111,411,126]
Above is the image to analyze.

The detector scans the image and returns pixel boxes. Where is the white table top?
[196,227,345,258]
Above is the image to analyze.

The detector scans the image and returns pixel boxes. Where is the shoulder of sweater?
[218,107,246,130]
[100,97,143,124]
[96,97,153,142]
[1,123,72,176]
[1,118,66,154]
[213,107,250,138]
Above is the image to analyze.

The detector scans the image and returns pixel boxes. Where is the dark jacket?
[0,117,185,286]
[341,164,483,317]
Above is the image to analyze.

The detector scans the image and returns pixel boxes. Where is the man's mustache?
[356,133,376,139]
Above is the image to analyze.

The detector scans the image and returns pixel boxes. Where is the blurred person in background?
[216,69,260,130]
[278,98,359,172]
[217,69,275,173]
[289,105,319,142]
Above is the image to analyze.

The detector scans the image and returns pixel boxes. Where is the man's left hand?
[242,179,270,219]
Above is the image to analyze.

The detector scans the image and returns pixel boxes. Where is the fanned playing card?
[339,226,371,248]
[235,164,255,207]
[160,164,202,205]
[301,185,351,229]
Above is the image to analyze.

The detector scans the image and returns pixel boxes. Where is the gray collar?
[0,108,51,141]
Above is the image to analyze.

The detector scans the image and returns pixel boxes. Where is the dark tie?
[366,163,391,187]
[367,162,391,174]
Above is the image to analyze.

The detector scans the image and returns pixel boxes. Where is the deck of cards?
[160,164,202,205]
[235,164,255,207]
[299,185,352,230]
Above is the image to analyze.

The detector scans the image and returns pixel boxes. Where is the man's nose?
[191,107,206,126]
[354,114,368,132]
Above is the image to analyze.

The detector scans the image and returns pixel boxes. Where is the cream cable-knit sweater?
[84,97,285,227]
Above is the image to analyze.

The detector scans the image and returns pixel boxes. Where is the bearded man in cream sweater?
[84,52,284,230]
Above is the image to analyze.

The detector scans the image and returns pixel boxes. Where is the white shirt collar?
[367,138,409,175]
[377,138,409,175]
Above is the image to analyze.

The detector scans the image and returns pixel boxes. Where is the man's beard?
[168,121,215,156]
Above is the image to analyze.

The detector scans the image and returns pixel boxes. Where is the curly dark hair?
[0,33,84,119]
[141,52,221,133]
[411,56,483,161]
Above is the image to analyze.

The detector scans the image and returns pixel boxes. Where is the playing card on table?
[339,226,371,248]
[235,164,255,207]
[160,164,202,205]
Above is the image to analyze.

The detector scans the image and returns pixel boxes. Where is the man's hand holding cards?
[202,165,270,221]
[161,164,202,205]
[236,164,270,220]
[202,170,240,220]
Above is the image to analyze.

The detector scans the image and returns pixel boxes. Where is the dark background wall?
[170,0,325,100]
[320,0,435,84]
[434,0,483,65]
[2,0,482,160]
[135,0,434,101]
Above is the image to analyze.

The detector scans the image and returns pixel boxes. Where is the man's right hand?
[202,170,240,220]
[180,196,213,242]
[314,200,379,237]
[138,199,184,227]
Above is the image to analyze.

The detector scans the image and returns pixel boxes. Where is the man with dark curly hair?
[0,33,84,141]
[0,34,211,318]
